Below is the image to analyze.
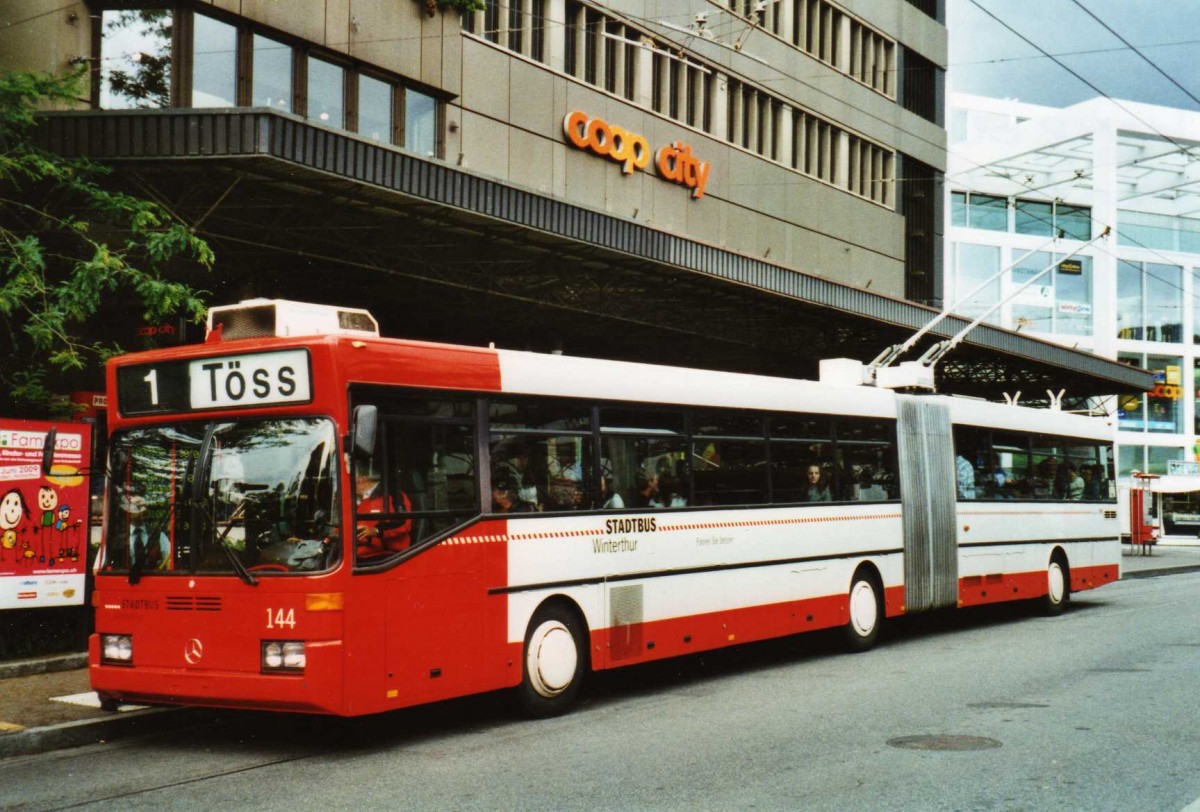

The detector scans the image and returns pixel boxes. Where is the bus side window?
[353,394,479,566]
[952,425,993,501]
[837,418,898,502]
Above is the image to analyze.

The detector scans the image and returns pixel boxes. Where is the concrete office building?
[0,1,1146,397]
[948,92,1200,531]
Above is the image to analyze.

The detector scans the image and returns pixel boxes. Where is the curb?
[0,653,87,681]
[0,706,210,760]
[1122,564,1200,581]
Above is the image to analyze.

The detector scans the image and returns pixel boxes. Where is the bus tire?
[1042,554,1070,616]
[518,603,587,717]
[844,571,882,652]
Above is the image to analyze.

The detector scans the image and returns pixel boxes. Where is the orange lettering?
[692,160,711,199]
[655,142,681,181]
[565,112,708,197]
[563,111,650,174]
[563,111,590,148]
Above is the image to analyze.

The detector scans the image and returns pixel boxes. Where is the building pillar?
[546,0,566,72]
[636,37,654,107]
[836,130,849,187]
[1091,119,1119,363]
[520,0,534,58]
[779,0,795,47]
[710,74,728,141]
[777,104,793,168]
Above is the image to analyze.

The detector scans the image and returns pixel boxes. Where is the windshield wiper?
[196,497,258,587]
[190,424,257,587]
[129,499,175,586]
[217,501,258,586]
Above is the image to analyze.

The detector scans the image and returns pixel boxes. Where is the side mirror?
[351,405,378,459]
[41,427,58,476]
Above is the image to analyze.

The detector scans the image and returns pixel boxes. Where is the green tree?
[0,69,211,413]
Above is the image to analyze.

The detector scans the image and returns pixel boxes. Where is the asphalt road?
[4,574,1200,811]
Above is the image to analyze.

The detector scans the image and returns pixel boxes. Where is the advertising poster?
[0,419,92,609]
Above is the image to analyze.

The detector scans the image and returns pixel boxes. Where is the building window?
[1118,353,1184,434]
[953,192,1092,238]
[1120,444,1183,478]
[468,0,547,62]
[900,48,939,123]
[1117,260,1183,342]
[405,89,438,157]
[952,192,1008,231]
[96,8,442,157]
[848,17,895,96]
[307,58,346,127]
[565,2,637,103]
[1194,269,1200,344]
[252,34,293,112]
[1010,251,1093,336]
[100,9,173,109]
[1118,210,1200,253]
[1015,200,1091,240]
[951,243,1001,323]
[904,0,940,20]
[358,74,393,143]
[192,13,237,108]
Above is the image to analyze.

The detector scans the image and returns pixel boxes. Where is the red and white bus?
[84,300,1120,717]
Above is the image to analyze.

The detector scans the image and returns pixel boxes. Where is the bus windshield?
[104,418,340,577]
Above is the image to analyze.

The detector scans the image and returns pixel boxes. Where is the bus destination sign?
[116,349,312,416]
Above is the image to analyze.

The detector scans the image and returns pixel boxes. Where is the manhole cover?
[887,735,1002,751]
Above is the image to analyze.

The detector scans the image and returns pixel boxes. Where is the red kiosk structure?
[1129,472,1160,555]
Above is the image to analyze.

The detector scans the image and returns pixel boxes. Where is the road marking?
[50,692,148,711]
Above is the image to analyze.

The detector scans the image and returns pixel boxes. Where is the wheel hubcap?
[1048,562,1065,604]
[527,620,577,698]
[849,581,878,637]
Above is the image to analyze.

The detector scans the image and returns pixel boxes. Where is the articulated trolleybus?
[84,300,1119,717]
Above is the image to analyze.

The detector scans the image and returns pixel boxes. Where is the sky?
[948,0,1200,112]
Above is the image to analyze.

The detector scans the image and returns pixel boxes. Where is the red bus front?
[90,339,364,714]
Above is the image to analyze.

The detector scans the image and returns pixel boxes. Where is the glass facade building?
[948,93,1200,531]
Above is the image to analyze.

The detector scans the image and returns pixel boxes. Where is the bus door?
[895,396,958,612]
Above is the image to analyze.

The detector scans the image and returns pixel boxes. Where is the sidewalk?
[3,543,1199,760]
[0,653,209,759]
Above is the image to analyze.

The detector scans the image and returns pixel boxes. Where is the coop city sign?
[562,111,712,200]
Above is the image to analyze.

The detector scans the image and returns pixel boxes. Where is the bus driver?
[355,471,411,557]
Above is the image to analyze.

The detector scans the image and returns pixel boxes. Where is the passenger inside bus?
[124,495,170,570]
[492,477,536,513]
[1059,462,1085,500]
[656,474,687,507]
[355,471,411,557]
[633,471,659,508]
[805,464,832,502]
[600,475,624,509]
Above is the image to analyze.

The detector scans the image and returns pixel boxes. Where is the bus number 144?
[266,608,296,629]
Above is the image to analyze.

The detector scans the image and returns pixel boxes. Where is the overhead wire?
[947,2,1200,320]
[1066,0,1200,110]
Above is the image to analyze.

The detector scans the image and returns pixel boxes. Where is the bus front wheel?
[518,603,587,717]
[844,573,882,652]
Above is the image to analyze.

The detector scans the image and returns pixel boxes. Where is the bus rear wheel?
[518,604,587,717]
[1042,555,1070,616]
[844,573,882,652]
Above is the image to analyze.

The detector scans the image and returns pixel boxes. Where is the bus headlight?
[101,634,133,666]
[261,640,305,673]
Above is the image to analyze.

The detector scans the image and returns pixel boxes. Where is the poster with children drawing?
[0,419,91,609]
